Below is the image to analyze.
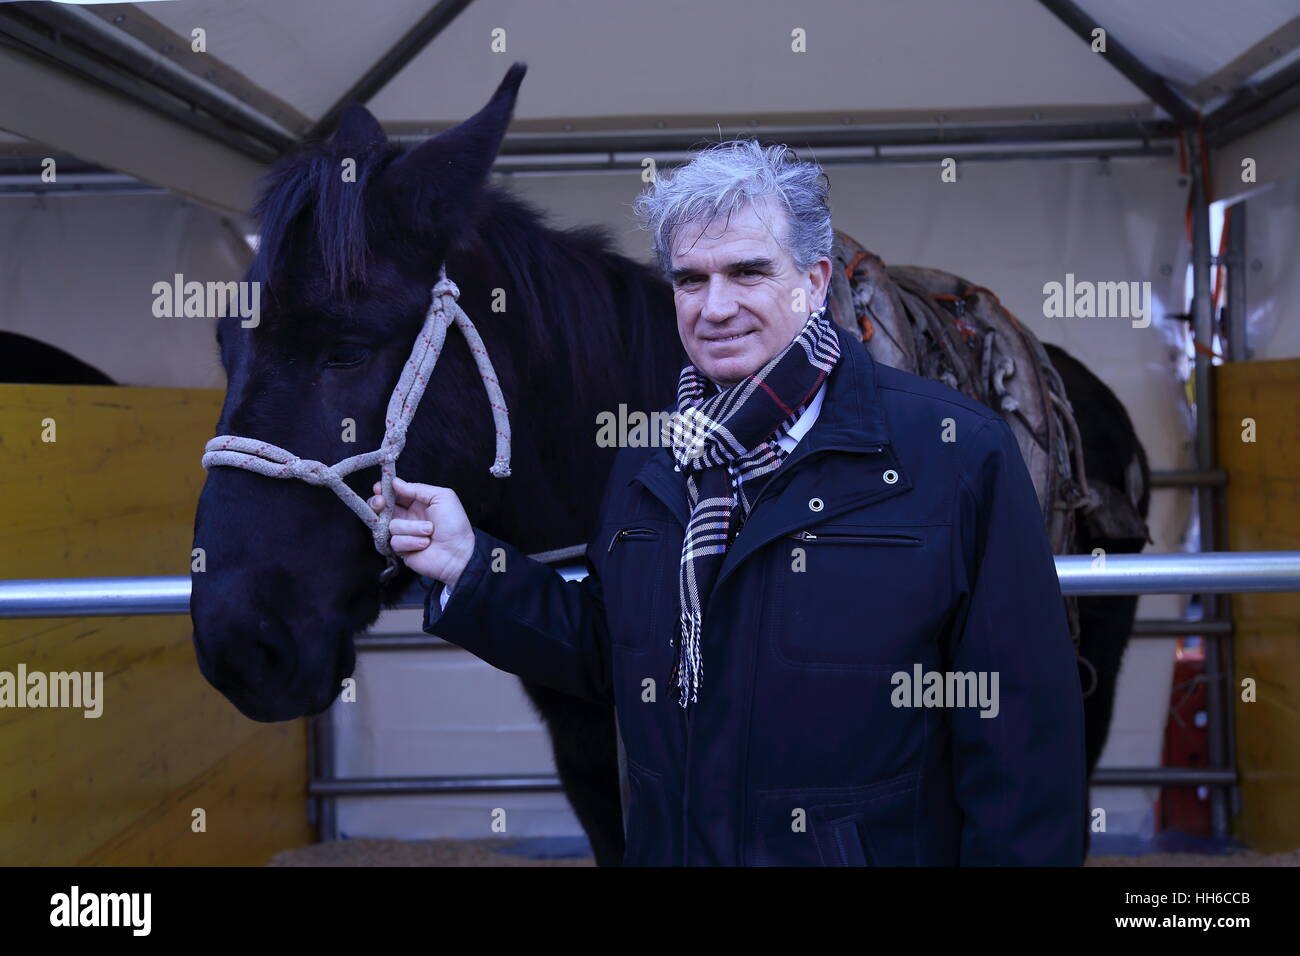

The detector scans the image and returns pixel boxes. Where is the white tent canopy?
[2,0,1298,212]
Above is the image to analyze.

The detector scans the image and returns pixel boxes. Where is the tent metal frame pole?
[1206,58,1300,146]
[1225,202,1248,362]
[0,8,280,164]
[477,121,1179,156]
[7,1,296,154]
[1035,0,1198,125]
[308,0,479,141]
[8,0,1296,172]
[487,145,1174,176]
[1222,199,1248,819]
[1186,128,1232,840]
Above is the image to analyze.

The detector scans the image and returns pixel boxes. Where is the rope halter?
[201,264,512,583]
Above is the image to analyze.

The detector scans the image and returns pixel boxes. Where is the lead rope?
[201,264,512,581]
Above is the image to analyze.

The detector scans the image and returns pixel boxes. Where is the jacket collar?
[632,322,893,527]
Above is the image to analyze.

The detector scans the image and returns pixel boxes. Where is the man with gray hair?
[374,139,1086,866]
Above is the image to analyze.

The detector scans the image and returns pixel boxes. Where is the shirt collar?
[791,320,893,451]
[776,379,826,452]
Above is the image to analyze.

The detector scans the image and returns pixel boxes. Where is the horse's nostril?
[254,639,281,672]
[238,614,295,687]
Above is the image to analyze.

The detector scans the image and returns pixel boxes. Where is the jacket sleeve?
[423,527,614,705]
[949,416,1087,865]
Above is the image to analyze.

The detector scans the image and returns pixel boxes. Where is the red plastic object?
[1156,641,1212,835]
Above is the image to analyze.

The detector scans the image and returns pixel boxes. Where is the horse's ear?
[331,104,388,151]
[382,62,527,239]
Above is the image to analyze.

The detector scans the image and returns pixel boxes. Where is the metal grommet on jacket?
[808,497,824,512]
[883,469,899,484]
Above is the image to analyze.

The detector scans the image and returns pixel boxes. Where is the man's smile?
[702,330,756,343]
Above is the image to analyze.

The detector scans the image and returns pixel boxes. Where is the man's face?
[669,196,832,389]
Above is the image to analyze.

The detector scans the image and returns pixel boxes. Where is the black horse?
[0,331,115,385]
[190,63,1147,865]
[1044,344,1152,775]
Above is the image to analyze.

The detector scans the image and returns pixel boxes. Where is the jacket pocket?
[749,770,916,866]
[622,757,672,866]
[603,522,675,650]
[827,816,872,866]
[787,530,922,547]
[773,524,950,669]
[607,526,661,551]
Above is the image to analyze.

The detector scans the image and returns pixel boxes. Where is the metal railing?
[3,551,1297,840]
[3,551,1298,617]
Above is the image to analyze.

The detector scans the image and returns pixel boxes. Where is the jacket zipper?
[786,530,922,546]
[607,526,659,552]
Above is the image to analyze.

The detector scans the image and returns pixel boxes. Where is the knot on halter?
[432,272,460,301]
[201,264,513,581]
[291,459,329,482]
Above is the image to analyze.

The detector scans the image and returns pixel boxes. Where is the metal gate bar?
[2,552,1296,841]
[2,551,1298,617]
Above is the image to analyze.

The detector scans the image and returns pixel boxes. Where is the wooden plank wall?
[1215,359,1300,853]
[0,385,313,864]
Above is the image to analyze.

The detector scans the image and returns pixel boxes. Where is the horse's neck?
[466,207,679,420]
[458,215,679,551]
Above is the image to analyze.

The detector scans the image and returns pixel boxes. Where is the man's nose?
[700,276,739,323]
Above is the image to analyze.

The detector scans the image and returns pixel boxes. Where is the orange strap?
[842,249,869,283]
[841,249,875,342]
[1193,339,1224,360]
[932,286,1025,334]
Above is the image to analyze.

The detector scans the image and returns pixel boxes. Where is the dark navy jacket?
[424,322,1087,866]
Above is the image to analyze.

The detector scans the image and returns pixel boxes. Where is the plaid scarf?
[664,304,841,708]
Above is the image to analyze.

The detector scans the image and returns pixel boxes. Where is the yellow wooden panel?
[0,385,220,576]
[77,718,309,866]
[1215,359,1300,853]
[0,385,313,864]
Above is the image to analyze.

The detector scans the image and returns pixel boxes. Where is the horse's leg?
[1076,591,1141,776]
[1076,590,1140,860]
[518,679,625,866]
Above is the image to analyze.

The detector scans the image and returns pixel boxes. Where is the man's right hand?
[369,477,475,589]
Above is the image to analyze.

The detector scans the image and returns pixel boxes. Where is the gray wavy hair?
[631,139,833,278]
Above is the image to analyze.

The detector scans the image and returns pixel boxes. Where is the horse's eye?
[325,343,371,369]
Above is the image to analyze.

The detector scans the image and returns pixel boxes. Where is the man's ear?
[381,62,527,247]
[811,257,833,308]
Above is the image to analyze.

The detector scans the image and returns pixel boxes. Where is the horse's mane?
[247,139,400,296]
[466,186,678,409]
[244,137,679,417]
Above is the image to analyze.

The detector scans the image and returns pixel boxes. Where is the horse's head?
[191,65,528,721]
